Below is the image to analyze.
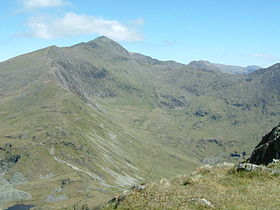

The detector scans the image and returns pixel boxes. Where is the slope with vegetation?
[0,36,279,209]
[105,123,280,209]
[188,60,261,74]
[105,162,280,210]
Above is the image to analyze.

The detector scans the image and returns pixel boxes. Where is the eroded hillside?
[0,36,279,209]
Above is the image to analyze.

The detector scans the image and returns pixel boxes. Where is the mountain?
[245,65,262,73]
[0,36,279,209]
[105,123,280,209]
[188,60,261,74]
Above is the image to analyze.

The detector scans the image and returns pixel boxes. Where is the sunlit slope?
[0,36,280,208]
[0,40,199,209]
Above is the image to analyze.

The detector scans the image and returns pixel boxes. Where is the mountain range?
[0,36,279,209]
[188,60,261,74]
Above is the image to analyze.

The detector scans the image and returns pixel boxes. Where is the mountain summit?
[0,37,279,209]
[85,36,129,55]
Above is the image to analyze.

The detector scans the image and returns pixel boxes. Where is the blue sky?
[0,0,280,67]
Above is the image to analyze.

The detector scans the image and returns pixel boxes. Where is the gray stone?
[191,198,214,208]
[236,163,263,171]
[236,162,280,174]
[247,123,280,165]
[9,172,26,185]
[0,187,31,204]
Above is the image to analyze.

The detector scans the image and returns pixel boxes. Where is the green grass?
[104,163,280,210]
[0,36,280,209]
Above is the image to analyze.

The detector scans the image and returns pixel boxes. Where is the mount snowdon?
[0,36,279,209]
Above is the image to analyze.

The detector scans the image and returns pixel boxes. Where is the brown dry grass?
[104,162,280,210]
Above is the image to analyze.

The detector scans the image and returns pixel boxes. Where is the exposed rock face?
[248,123,280,165]
[158,95,187,108]
[0,172,31,204]
[0,154,21,172]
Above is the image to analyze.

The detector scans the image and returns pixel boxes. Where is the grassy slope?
[105,162,280,210]
[69,37,280,159]
[0,44,199,209]
[0,37,280,209]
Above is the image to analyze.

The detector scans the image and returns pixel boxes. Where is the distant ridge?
[0,36,279,209]
[188,60,261,74]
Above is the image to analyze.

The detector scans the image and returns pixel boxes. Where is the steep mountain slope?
[0,36,279,209]
[188,60,261,74]
[0,37,199,209]
[249,63,280,96]
[105,123,280,210]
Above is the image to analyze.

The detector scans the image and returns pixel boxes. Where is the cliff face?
[248,123,280,165]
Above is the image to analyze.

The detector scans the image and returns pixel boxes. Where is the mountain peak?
[93,35,115,43]
[86,36,129,55]
[188,60,219,72]
[189,60,212,65]
[188,60,212,67]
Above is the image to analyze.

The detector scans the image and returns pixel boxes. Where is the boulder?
[237,162,265,172]
[247,123,280,165]
[236,162,280,174]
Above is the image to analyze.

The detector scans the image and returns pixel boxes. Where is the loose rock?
[191,198,214,208]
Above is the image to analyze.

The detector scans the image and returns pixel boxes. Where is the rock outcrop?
[236,162,280,174]
[247,123,280,165]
